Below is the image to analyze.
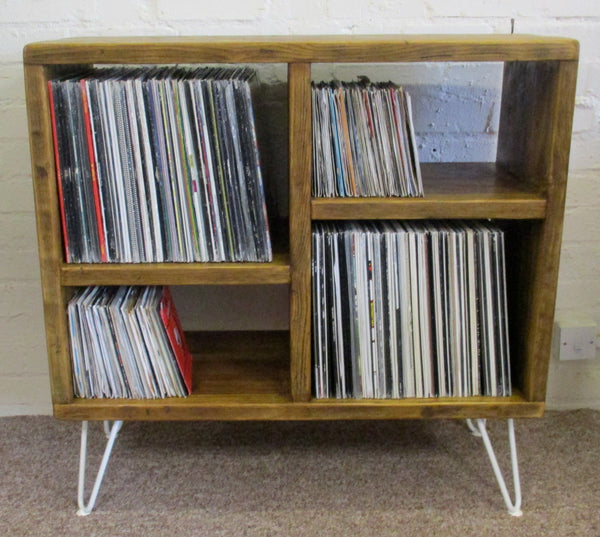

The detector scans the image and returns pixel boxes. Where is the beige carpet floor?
[1,410,599,536]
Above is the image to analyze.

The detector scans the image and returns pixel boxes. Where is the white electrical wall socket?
[553,316,598,361]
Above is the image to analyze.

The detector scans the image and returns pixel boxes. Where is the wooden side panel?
[498,59,578,402]
[24,64,74,405]
[498,61,559,190]
[288,63,313,402]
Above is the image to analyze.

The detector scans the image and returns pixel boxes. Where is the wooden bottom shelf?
[54,394,544,421]
[53,330,544,421]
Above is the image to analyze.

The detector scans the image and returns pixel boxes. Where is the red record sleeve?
[159,286,193,394]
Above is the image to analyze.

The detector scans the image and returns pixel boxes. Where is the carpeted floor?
[1,411,599,536]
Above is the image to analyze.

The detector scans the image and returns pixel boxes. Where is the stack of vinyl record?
[312,80,423,198]
[49,67,272,263]
[68,286,192,399]
[312,221,511,399]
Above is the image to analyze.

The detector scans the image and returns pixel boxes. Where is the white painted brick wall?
[1,0,599,414]
[157,0,267,21]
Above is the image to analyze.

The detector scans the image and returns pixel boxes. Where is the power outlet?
[554,317,597,361]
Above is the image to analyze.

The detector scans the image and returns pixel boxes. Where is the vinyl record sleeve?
[158,286,193,395]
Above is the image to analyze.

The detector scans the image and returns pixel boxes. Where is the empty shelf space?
[311,163,547,220]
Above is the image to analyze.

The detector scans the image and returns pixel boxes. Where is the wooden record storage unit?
[24,35,578,423]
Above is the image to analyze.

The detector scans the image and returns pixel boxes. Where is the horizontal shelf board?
[53,394,544,421]
[312,162,547,220]
[60,254,291,286]
[24,35,578,65]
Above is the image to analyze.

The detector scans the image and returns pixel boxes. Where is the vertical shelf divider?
[288,62,313,402]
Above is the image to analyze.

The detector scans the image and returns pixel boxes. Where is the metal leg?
[469,418,522,516]
[77,420,124,516]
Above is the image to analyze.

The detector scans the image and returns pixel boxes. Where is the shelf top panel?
[24,35,579,65]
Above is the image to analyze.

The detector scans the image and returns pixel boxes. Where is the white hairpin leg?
[466,418,522,516]
[77,420,124,516]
